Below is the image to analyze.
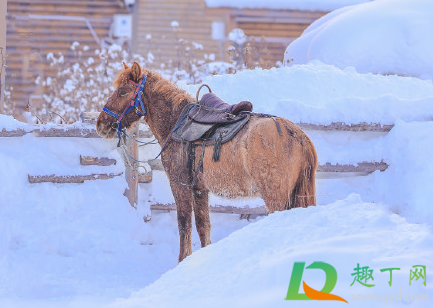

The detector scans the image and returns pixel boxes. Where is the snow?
[285,0,433,80]
[0,114,31,131]
[204,0,369,11]
[203,61,235,75]
[228,28,247,45]
[180,63,433,126]
[0,132,253,307]
[2,62,433,306]
[2,0,433,302]
[375,120,433,224]
[112,196,433,308]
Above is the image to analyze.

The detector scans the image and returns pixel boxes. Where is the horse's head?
[96,62,146,139]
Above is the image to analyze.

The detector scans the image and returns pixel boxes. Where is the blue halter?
[101,74,177,164]
[102,75,147,138]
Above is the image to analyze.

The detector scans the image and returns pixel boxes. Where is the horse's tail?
[289,136,318,209]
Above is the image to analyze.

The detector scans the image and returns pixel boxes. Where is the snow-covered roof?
[204,0,371,12]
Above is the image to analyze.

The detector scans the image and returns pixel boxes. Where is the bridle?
[101,74,162,165]
[99,76,209,165]
[102,75,147,139]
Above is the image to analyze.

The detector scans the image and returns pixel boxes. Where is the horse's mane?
[113,67,193,108]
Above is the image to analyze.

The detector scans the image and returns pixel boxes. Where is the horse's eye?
[119,90,127,96]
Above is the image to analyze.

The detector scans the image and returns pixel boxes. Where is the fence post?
[0,0,7,113]
[123,122,139,207]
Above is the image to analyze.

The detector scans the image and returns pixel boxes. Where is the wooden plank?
[241,29,305,38]
[138,169,153,183]
[151,203,269,215]
[0,0,5,114]
[0,123,396,139]
[81,112,395,133]
[236,16,318,24]
[148,159,165,171]
[9,0,121,6]
[238,21,312,30]
[317,162,388,173]
[0,128,27,137]
[34,127,101,138]
[9,19,111,28]
[8,0,118,5]
[147,158,388,174]
[8,35,103,44]
[8,4,121,15]
[33,125,154,138]
[28,173,122,183]
[0,125,154,138]
[8,24,109,33]
[80,111,100,124]
[298,122,394,132]
[79,155,116,166]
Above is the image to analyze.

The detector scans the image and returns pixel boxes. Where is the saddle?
[189,93,253,124]
[171,92,253,162]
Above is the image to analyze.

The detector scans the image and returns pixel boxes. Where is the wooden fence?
[1,112,391,215]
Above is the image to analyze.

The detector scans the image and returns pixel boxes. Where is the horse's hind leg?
[193,187,211,247]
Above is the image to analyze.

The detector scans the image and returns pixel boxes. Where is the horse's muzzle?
[96,115,116,139]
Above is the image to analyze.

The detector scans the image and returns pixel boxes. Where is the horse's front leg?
[170,181,194,262]
[193,187,211,247]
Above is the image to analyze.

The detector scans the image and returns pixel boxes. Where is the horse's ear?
[131,62,142,82]
[123,62,129,70]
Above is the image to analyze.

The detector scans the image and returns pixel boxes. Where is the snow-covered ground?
[0,129,254,307]
[2,62,433,307]
[113,197,433,308]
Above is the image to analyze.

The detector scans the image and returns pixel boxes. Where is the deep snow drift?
[285,0,433,80]
[112,197,433,308]
[180,62,433,126]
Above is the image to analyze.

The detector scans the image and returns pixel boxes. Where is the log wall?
[5,0,128,113]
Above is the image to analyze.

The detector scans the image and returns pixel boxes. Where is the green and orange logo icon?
[285,261,348,303]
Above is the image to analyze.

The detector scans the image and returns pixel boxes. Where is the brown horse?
[97,62,318,262]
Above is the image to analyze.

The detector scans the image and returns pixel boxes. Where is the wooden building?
[5,0,329,115]
[0,0,6,114]
[5,0,129,115]
[132,0,326,68]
